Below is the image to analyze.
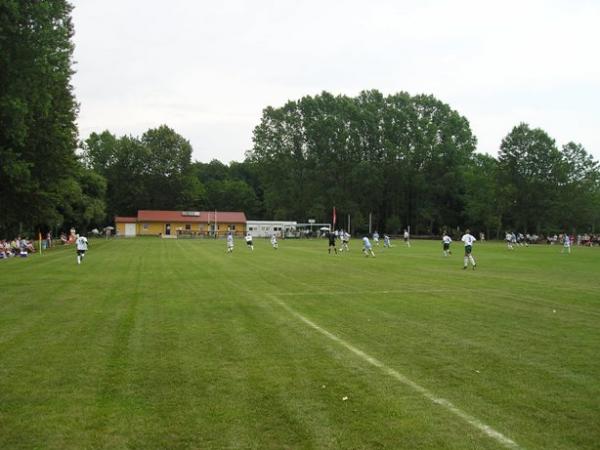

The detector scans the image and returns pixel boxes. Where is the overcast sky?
[71,0,600,163]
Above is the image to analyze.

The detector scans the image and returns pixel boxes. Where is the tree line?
[248,91,600,237]
[2,1,599,238]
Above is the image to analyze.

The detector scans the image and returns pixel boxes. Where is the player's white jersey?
[442,235,452,244]
[227,234,234,246]
[362,236,372,248]
[245,235,253,243]
[76,236,88,251]
[461,234,476,246]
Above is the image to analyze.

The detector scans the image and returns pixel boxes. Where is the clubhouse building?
[115,210,247,237]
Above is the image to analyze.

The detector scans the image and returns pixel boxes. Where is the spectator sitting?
[25,238,35,253]
[10,239,19,255]
[19,238,29,257]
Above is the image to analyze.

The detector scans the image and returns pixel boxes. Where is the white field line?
[271,295,523,450]
[276,288,449,297]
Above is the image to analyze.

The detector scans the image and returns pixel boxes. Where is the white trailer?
[246,221,297,238]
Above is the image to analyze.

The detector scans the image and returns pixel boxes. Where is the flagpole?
[332,206,336,230]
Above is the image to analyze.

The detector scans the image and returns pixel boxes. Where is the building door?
[124,223,136,237]
[165,223,171,235]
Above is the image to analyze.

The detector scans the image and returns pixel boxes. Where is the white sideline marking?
[277,288,448,297]
[272,296,522,450]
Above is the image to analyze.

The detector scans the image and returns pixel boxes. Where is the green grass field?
[1,238,599,449]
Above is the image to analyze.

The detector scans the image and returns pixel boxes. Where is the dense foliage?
[247,93,600,236]
[80,99,600,237]
[0,0,90,236]
[1,2,598,237]
[248,91,477,234]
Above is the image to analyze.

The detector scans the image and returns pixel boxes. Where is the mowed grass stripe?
[85,240,498,448]
[207,244,512,449]
[186,237,596,448]
[271,295,521,449]
[0,238,599,449]
[205,238,599,449]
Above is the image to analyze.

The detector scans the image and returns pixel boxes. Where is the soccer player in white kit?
[340,231,350,252]
[245,232,254,251]
[403,229,411,247]
[383,234,392,248]
[461,229,476,270]
[226,232,234,253]
[561,233,571,254]
[75,234,88,265]
[442,233,452,256]
[373,231,380,246]
[362,236,375,257]
[505,232,514,250]
[271,234,278,249]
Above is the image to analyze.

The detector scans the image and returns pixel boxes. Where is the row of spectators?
[1,229,85,260]
[0,237,36,258]
[1,230,73,259]
[545,234,600,246]
[576,234,600,246]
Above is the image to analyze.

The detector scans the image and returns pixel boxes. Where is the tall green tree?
[82,126,206,219]
[556,142,600,231]
[192,160,261,217]
[498,123,565,233]
[463,153,503,238]
[248,90,476,233]
[141,125,203,210]
[0,0,79,235]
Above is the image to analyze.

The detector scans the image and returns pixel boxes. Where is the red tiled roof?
[200,211,247,223]
[136,210,246,223]
[115,216,137,222]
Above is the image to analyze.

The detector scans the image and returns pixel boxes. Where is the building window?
[229,224,236,230]
[143,223,149,229]
[185,224,191,230]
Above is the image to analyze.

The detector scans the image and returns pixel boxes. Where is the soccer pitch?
[1,239,599,449]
